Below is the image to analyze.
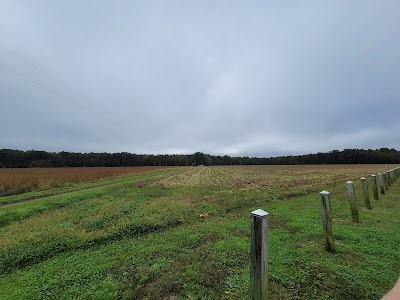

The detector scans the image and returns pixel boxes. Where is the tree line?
[0,148,399,168]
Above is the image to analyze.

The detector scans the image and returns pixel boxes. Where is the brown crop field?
[2,164,395,198]
[0,166,172,196]
[154,164,396,187]
[153,164,397,195]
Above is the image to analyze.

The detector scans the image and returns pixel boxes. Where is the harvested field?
[0,166,173,196]
[153,164,394,189]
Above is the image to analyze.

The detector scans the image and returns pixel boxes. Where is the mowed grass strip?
[0,168,182,226]
[0,187,186,274]
[0,167,181,205]
[0,166,175,197]
[0,166,398,299]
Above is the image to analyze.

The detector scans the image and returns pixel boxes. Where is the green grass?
[0,168,180,205]
[0,168,180,227]
[0,167,399,299]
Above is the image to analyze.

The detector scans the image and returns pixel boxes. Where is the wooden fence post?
[360,177,372,209]
[371,175,379,200]
[250,209,269,300]
[346,181,360,222]
[387,171,392,187]
[383,172,389,191]
[320,191,335,252]
[378,173,385,195]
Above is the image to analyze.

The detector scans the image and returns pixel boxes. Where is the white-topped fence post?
[360,177,372,209]
[346,181,360,222]
[377,173,385,195]
[371,174,379,200]
[387,171,392,187]
[250,209,269,300]
[320,191,335,252]
[383,172,389,191]
[371,175,379,200]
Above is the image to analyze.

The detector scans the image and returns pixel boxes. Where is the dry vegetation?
[154,164,395,189]
[0,166,171,196]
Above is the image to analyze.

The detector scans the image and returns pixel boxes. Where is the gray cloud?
[1,1,399,156]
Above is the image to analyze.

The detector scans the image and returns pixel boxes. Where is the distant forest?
[0,148,399,168]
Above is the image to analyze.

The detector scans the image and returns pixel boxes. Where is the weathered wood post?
[320,191,335,252]
[378,173,385,195]
[360,177,372,209]
[383,172,389,191]
[346,181,360,222]
[387,171,392,187]
[371,175,379,200]
[250,209,269,300]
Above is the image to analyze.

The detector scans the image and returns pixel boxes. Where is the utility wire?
[0,62,147,139]
[0,43,147,137]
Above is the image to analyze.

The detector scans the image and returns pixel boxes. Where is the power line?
[0,42,147,137]
[0,62,147,139]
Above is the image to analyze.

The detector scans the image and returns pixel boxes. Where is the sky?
[1,1,399,157]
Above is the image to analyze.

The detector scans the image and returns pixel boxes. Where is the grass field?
[0,165,399,299]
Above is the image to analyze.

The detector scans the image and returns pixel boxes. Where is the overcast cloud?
[1,1,399,157]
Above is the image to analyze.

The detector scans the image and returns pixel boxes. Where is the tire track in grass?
[0,184,194,273]
[0,169,180,207]
[0,218,184,274]
[0,179,133,207]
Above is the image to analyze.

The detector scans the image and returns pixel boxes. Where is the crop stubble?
[153,164,396,190]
